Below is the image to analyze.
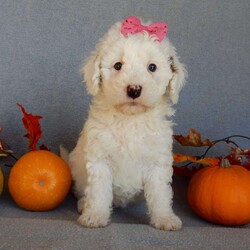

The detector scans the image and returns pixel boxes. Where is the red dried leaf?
[174,128,214,147]
[230,147,250,160]
[224,154,242,165]
[243,161,250,171]
[18,104,43,151]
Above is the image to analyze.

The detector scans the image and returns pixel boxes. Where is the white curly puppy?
[68,16,186,230]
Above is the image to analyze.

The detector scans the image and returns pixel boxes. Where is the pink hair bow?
[121,16,167,42]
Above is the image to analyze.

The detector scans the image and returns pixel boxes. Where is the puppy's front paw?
[77,211,109,228]
[151,214,182,231]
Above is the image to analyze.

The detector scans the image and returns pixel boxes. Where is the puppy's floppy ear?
[80,51,101,96]
[80,22,122,96]
[168,47,187,104]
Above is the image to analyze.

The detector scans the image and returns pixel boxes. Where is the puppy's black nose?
[127,85,142,99]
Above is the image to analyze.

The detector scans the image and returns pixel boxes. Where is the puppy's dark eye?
[148,63,157,72]
[114,62,123,71]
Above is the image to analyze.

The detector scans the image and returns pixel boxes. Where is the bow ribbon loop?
[121,16,167,42]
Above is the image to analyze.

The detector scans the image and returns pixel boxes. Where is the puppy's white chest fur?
[85,109,173,207]
[105,118,151,206]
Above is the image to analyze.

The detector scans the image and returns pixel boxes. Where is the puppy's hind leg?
[144,166,182,231]
[77,161,113,228]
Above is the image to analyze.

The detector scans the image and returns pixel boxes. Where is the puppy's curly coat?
[66,17,186,230]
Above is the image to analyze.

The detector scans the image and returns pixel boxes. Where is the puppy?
[68,16,186,230]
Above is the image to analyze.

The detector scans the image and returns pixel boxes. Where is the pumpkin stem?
[220,158,231,168]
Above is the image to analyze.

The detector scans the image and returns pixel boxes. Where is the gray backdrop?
[0,0,249,158]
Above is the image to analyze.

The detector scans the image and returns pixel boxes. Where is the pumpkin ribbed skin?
[188,164,250,226]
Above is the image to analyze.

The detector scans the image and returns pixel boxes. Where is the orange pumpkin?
[188,159,250,226]
[8,150,72,211]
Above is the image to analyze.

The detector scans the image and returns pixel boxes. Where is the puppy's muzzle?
[127,85,142,99]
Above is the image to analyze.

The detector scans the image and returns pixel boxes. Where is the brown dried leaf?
[0,129,13,157]
[173,153,196,163]
[174,128,214,147]
[173,153,219,166]
[195,157,220,166]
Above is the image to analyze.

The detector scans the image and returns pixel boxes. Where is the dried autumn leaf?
[18,104,43,151]
[196,157,220,166]
[174,128,214,147]
[224,154,242,165]
[0,148,13,157]
[0,129,13,157]
[243,161,250,171]
[230,147,250,159]
[173,153,196,163]
[0,148,8,157]
[173,153,219,166]
[0,139,4,151]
